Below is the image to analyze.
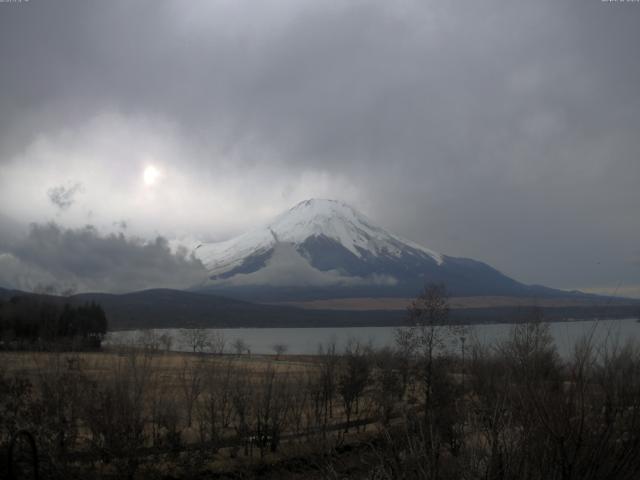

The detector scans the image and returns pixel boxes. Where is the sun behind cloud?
[143,165,161,187]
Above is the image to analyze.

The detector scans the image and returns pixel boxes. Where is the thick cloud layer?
[0,223,207,294]
[0,0,639,295]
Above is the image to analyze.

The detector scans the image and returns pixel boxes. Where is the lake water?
[106,318,640,358]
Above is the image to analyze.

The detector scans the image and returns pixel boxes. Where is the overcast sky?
[0,0,639,296]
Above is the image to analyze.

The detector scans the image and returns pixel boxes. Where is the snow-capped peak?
[195,199,443,278]
[269,199,441,261]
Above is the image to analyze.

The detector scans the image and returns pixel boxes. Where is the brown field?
[269,295,622,311]
[0,349,315,377]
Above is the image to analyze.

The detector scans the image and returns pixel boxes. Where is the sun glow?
[143,165,161,186]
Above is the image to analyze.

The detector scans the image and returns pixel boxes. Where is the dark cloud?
[0,1,639,296]
[0,223,207,293]
[47,182,83,210]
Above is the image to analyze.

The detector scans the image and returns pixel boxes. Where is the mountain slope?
[193,199,577,301]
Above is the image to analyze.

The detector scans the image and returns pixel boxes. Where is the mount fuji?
[192,199,575,302]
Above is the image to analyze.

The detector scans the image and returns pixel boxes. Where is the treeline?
[0,295,107,349]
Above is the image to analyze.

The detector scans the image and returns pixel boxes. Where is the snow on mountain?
[268,199,442,262]
[196,227,274,279]
[195,199,442,281]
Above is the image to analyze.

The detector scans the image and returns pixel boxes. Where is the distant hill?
[71,288,400,330]
[1,287,638,330]
[0,288,402,330]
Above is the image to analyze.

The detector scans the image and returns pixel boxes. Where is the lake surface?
[106,318,640,358]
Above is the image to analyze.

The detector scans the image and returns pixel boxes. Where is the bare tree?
[394,327,418,400]
[253,366,292,456]
[80,351,152,479]
[288,372,310,437]
[31,352,86,474]
[232,338,248,356]
[272,343,288,360]
[180,328,210,354]
[405,284,453,403]
[317,339,339,431]
[338,339,372,432]
[208,330,227,355]
[137,330,160,352]
[230,366,254,456]
[158,333,173,352]
[197,359,235,450]
[372,347,401,424]
[148,370,182,449]
[178,358,205,428]
[499,307,558,383]
[305,369,325,436]
[402,283,454,478]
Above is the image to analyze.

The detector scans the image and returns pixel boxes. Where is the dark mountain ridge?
[1,287,638,330]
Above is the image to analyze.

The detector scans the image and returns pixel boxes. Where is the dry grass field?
[0,349,315,377]
[0,347,387,479]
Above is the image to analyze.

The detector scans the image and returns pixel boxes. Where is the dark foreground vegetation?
[2,285,640,479]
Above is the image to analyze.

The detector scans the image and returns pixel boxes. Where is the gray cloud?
[47,182,83,210]
[0,253,61,294]
[113,220,128,231]
[0,1,639,296]
[0,223,207,294]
